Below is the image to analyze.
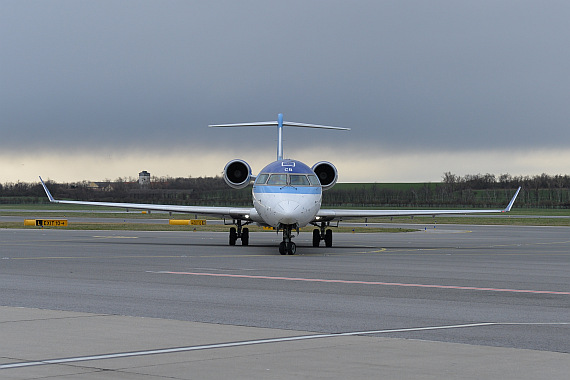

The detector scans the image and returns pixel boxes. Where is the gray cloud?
[2,1,569,156]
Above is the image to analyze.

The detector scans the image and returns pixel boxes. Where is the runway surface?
[1,224,569,378]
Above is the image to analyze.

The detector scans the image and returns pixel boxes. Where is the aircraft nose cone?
[276,201,301,224]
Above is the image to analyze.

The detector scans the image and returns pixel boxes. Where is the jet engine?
[223,159,252,189]
[312,161,338,190]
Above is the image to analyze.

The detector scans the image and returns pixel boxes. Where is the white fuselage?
[251,160,322,227]
[253,187,321,227]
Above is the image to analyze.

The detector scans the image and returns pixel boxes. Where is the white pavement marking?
[0,323,494,369]
[2,322,568,370]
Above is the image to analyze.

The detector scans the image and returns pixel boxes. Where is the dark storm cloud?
[1,0,569,154]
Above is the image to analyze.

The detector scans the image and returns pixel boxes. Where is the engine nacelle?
[223,159,252,189]
[312,161,338,191]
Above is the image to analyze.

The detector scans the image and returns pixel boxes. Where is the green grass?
[0,204,119,211]
[364,216,569,227]
[504,208,570,216]
[321,207,570,216]
[0,211,171,218]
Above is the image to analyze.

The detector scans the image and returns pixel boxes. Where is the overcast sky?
[2,1,569,183]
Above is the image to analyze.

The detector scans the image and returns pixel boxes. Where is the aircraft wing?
[39,177,256,220]
[316,187,521,222]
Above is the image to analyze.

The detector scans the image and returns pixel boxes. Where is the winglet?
[503,186,521,212]
[39,176,56,203]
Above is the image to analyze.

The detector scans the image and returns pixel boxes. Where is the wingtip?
[504,186,522,212]
[39,176,55,202]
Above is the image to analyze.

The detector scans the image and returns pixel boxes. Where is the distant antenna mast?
[209,113,350,161]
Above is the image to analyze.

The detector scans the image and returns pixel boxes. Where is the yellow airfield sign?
[169,219,207,226]
[24,219,68,227]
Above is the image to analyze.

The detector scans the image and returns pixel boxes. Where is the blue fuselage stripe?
[253,186,321,195]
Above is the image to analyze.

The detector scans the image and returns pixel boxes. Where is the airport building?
[139,171,150,188]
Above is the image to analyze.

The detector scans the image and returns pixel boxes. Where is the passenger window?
[267,174,287,185]
[255,174,269,184]
[308,175,320,186]
[290,175,310,186]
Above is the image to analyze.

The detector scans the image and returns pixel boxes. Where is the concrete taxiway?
[1,224,569,379]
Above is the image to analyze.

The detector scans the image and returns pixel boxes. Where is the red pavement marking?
[154,271,570,295]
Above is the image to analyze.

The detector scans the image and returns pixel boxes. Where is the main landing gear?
[311,222,333,248]
[278,224,298,255]
[228,219,251,246]
[227,221,332,255]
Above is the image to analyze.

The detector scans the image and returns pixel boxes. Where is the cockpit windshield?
[255,173,321,187]
[266,174,287,185]
[308,175,320,186]
[290,175,310,186]
[255,174,269,185]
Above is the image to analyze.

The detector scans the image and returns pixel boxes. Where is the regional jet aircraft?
[40,114,521,255]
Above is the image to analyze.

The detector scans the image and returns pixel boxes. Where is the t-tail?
[209,113,350,161]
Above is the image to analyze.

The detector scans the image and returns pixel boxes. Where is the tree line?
[326,173,570,208]
[1,173,569,208]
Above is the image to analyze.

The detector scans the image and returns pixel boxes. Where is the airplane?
[40,113,521,255]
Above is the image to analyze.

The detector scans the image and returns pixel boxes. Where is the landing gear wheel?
[241,228,249,246]
[279,224,298,255]
[229,227,237,246]
[325,229,333,247]
[312,229,320,247]
[287,242,296,255]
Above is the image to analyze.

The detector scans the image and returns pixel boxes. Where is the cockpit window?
[258,173,321,186]
[290,175,310,186]
[266,174,287,185]
[308,175,320,186]
[255,174,269,184]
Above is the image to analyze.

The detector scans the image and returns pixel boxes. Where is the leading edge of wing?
[39,177,254,219]
[317,187,522,221]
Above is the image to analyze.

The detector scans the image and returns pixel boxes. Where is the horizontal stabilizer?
[209,113,349,161]
[282,121,350,130]
[209,121,350,130]
[209,121,279,128]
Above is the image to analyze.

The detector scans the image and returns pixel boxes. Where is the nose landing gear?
[278,241,296,255]
[278,224,298,255]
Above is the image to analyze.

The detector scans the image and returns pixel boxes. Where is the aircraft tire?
[229,227,237,246]
[287,242,296,255]
[325,229,333,247]
[242,228,249,246]
[279,242,286,255]
[312,229,320,247]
